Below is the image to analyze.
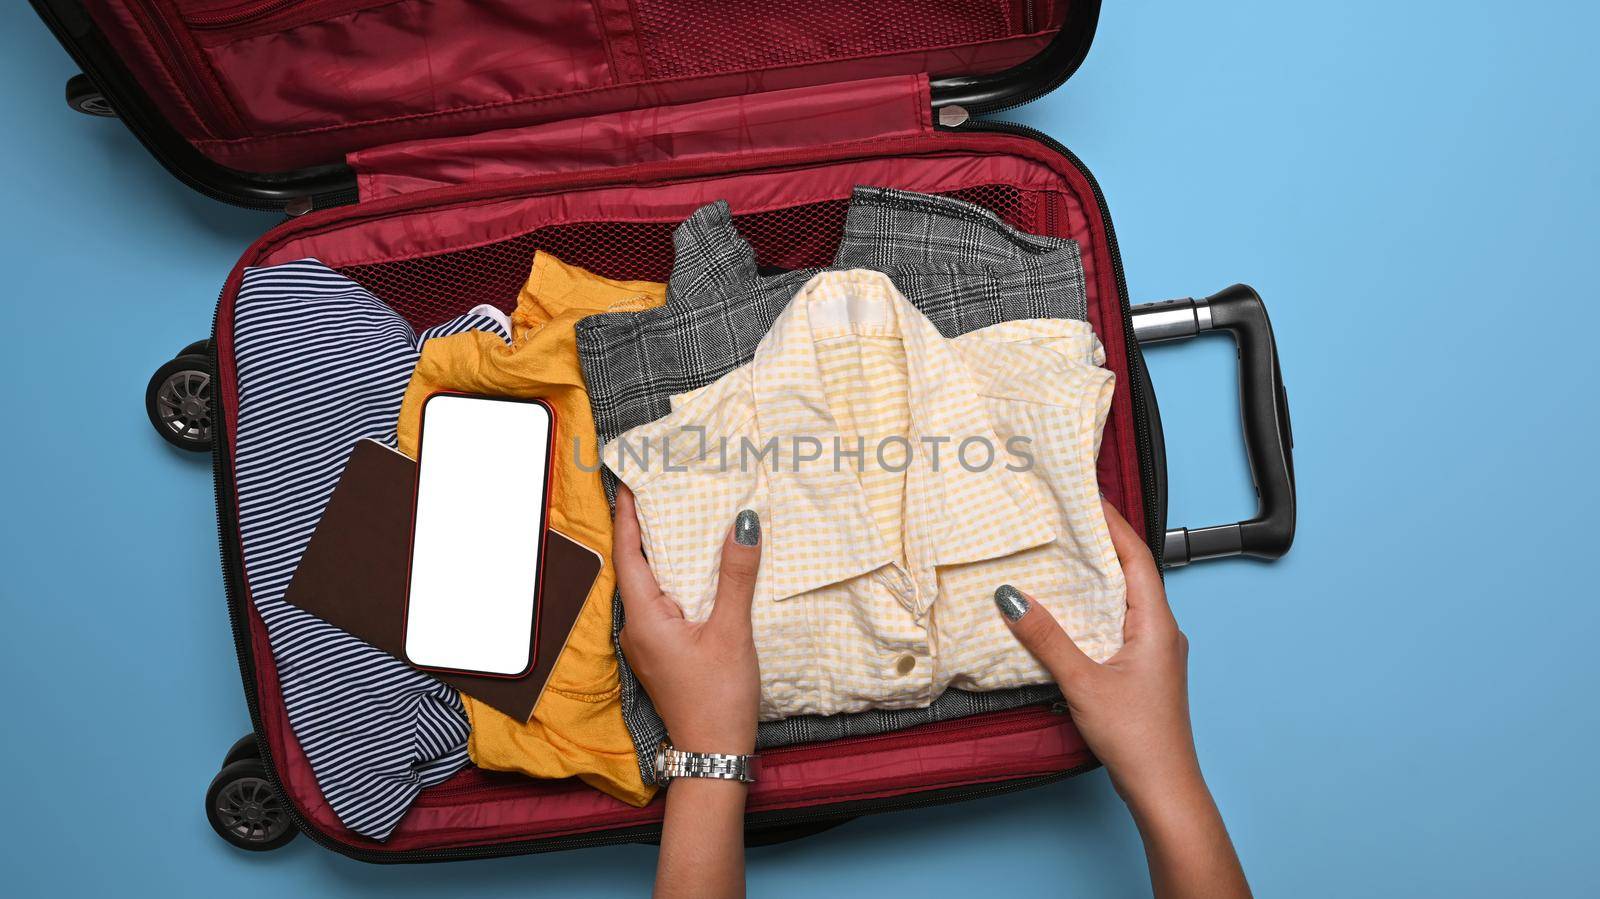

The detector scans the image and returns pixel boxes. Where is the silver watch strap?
[654,742,756,784]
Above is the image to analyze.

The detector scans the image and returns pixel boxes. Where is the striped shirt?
[230,259,508,840]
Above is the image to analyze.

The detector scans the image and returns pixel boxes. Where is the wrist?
[664,776,750,799]
[1116,757,1213,829]
[668,722,756,757]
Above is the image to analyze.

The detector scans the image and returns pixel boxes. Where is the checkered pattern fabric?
[575,188,1088,778]
[609,271,1126,720]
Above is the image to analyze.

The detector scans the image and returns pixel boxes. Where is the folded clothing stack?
[577,187,1103,780]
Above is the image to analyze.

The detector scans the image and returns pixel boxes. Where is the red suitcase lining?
[213,129,1134,852]
[82,0,1070,172]
[346,75,939,202]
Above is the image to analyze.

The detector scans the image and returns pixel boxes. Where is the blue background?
[2,1,1595,895]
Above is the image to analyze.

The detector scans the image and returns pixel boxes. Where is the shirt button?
[895,655,916,675]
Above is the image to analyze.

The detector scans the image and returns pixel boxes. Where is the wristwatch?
[653,741,756,784]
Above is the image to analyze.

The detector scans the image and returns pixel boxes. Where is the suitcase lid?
[36,0,1101,212]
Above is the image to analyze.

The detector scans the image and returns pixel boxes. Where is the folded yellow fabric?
[396,253,666,806]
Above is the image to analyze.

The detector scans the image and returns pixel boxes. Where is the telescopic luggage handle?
[1131,285,1296,567]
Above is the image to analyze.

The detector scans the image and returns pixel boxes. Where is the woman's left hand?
[613,484,762,755]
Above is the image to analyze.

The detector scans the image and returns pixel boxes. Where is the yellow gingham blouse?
[607,270,1126,720]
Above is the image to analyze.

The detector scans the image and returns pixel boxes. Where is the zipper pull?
[937,105,970,128]
[1050,700,1069,715]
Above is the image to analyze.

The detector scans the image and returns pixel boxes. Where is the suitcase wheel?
[222,733,260,768]
[205,759,298,852]
[145,348,213,453]
[65,74,116,118]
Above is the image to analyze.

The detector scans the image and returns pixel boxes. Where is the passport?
[284,438,602,722]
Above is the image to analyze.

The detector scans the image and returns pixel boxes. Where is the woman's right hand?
[994,498,1198,807]
[994,499,1250,898]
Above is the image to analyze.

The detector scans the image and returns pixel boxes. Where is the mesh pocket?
[342,184,1035,332]
[631,0,1016,80]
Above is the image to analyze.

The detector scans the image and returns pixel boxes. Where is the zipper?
[127,0,232,133]
[186,0,300,28]
[942,118,1165,567]
[966,62,1076,119]
[184,0,350,29]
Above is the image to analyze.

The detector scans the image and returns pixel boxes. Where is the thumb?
[994,585,1096,689]
[612,484,681,621]
[708,509,762,633]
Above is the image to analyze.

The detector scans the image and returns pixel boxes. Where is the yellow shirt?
[397,254,665,806]
[608,270,1126,720]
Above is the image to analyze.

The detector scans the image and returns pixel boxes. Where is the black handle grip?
[1131,285,1295,566]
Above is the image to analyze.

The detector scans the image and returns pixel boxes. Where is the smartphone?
[403,393,554,678]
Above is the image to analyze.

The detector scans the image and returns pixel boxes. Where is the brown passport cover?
[284,439,602,722]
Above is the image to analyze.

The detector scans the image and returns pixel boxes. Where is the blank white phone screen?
[405,394,551,676]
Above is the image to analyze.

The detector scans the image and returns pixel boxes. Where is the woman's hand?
[994,498,1196,806]
[995,498,1250,899]
[615,485,761,899]
[614,484,762,755]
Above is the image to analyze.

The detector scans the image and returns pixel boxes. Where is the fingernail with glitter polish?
[994,584,1029,622]
[734,510,761,546]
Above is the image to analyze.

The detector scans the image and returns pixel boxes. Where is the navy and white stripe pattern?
[230,259,508,840]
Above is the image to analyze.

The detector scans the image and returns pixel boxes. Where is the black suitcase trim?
[30,0,357,211]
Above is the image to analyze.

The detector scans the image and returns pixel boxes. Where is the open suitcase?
[33,0,1296,861]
